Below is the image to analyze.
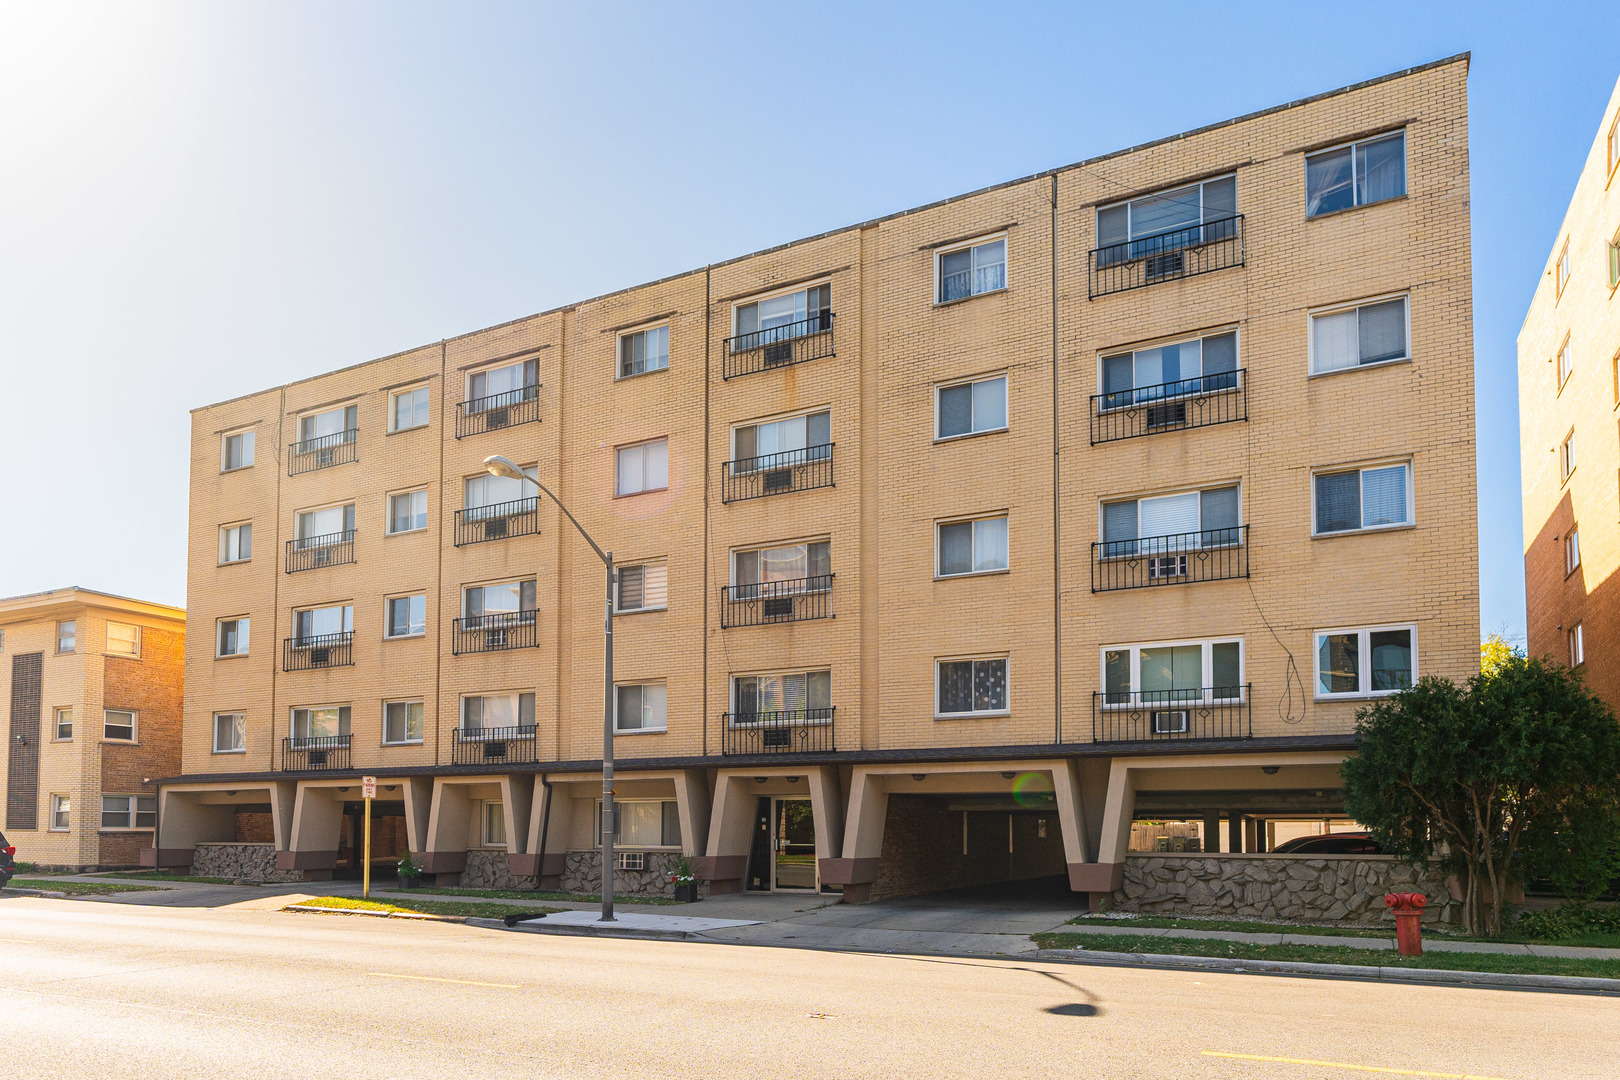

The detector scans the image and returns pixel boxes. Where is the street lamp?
[483,454,617,923]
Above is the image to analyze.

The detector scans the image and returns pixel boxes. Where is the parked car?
[1271,832,1384,855]
[0,830,15,888]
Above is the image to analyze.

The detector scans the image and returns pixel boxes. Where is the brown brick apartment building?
[1,588,184,870]
[157,56,1477,911]
[1521,75,1620,706]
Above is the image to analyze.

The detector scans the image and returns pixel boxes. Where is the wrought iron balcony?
[722,312,835,380]
[1090,371,1247,444]
[1092,688,1251,743]
[282,631,354,671]
[451,725,538,766]
[1091,527,1248,592]
[453,497,540,547]
[721,575,834,628]
[451,611,539,655]
[287,429,358,475]
[285,531,356,574]
[455,386,542,439]
[1088,214,1244,299]
[721,444,834,503]
[721,707,835,755]
[281,735,352,771]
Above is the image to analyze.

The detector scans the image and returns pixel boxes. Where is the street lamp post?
[483,455,616,923]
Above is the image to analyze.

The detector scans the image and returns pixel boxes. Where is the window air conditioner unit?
[308,749,329,767]
[483,740,508,760]
[484,517,508,540]
[309,647,330,667]
[1151,710,1190,735]
[763,341,794,367]
[762,596,794,619]
[486,407,509,429]
[1144,252,1184,279]
[315,447,336,468]
[1145,401,1187,428]
[763,467,794,492]
[1147,555,1188,579]
[483,629,508,650]
[762,727,793,748]
[311,547,333,567]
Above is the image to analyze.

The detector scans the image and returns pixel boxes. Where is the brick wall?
[868,795,1066,901]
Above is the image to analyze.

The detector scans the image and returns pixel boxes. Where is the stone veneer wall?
[459,849,538,891]
[191,842,306,883]
[562,851,711,900]
[1110,855,1460,925]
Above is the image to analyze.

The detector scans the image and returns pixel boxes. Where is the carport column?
[672,769,712,857]
[270,782,297,853]
[806,765,844,868]
[1203,811,1222,854]
[821,767,886,903]
[500,775,533,878]
[401,777,433,856]
[1069,759,1135,909]
[513,775,549,880]
[278,783,342,881]
[422,779,472,886]
[697,772,756,894]
[1228,813,1244,854]
[536,780,575,889]
[1052,758,1092,885]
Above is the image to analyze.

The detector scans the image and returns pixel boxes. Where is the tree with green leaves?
[1341,656,1620,935]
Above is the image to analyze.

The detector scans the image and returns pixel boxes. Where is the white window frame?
[1307,293,1412,376]
[934,654,1010,719]
[1556,238,1571,300]
[1305,131,1407,217]
[1566,527,1582,576]
[386,487,429,535]
[614,681,669,735]
[729,670,834,726]
[934,232,1008,304]
[1561,431,1576,482]
[103,708,137,743]
[729,406,834,466]
[934,372,1009,442]
[106,621,141,659]
[1098,638,1246,705]
[616,323,671,379]
[219,521,253,564]
[382,699,425,746]
[100,794,156,831]
[212,712,246,754]
[289,704,350,743]
[216,616,250,658]
[1099,484,1245,547]
[53,707,72,741]
[384,594,427,639]
[293,502,357,544]
[1313,623,1419,700]
[459,692,536,736]
[1096,327,1243,404]
[935,514,1010,578]
[1569,624,1585,668]
[615,437,670,497]
[295,403,358,447]
[389,384,430,432]
[50,794,70,832]
[1310,460,1415,536]
[1558,336,1573,389]
[220,427,256,472]
[1609,113,1619,178]
[481,800,507,848]
[729,280,833,337]
[292,603,354,643]
[57,620,76,654]
[615,561,669,614]
[594,797,683,851]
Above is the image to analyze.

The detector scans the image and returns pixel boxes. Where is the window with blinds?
[461,693,534,732]
[1309,296,1409,374]
[733,671,832,719]
[616,563,668,612]
[1102,486,1240,549]
[1313,463,1411,535]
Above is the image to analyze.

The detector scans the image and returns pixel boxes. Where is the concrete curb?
[283,903,467,924]
[1035,948,1620,994]
[0,887,66,899]
[484,918,709,942]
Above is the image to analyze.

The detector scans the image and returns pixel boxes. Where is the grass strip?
[393,886,683,905]
[83,872,240,884]
[1070,916,1395,939]
[290,895,562,921]
[9,879,169,896]
[1033,931,1620,979]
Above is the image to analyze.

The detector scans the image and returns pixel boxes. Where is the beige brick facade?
[168,57,1476,903]
[1520,75,1620,703]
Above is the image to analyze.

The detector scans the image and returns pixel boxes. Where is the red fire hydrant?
[1385,892,1427,956]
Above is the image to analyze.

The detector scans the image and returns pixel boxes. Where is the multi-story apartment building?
[157,55,1476,909]
[1521,75,1620,703]
[1,588,184,870]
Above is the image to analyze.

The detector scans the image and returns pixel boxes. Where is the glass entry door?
[773,798,817,891]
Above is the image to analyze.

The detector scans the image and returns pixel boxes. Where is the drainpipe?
[535,772,553,889]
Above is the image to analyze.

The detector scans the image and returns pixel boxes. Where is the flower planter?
[396,876,418,891]
[674,882,698,903]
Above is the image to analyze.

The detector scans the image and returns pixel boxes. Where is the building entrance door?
[772,798,817,891]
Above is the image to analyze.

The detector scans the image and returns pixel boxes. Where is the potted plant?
[397,851,422,890]
[670,855,700,903]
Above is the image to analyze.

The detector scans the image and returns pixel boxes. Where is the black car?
[1270,831,1384,855]
[0,830,15,888]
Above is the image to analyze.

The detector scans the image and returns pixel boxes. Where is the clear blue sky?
[2,2,1616,647]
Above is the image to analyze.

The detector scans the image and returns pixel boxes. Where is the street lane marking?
[1201,1051,1507,1079]
[365,972,519,989]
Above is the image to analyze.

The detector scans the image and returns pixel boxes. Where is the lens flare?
[1011,771,1054,808]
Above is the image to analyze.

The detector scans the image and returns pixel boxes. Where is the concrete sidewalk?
[1052,921,1620,960]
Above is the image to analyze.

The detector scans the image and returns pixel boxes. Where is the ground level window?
[483,801,506,847]
[598,799,681,848]
[101,794,156,829]
[1315,625,1415,698]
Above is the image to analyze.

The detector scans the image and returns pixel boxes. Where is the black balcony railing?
[721,444,834,503]
[1089,215,1244,299]
[285,531,356,574]
[455,386,542,439]
[722,312,835,380]
[1091,527,1248,592]
[451,611,539,655]
[721,707,835,755]
[282,631,354,671]
[453,497,540,547]
[287,429,358,475]
[452,725,538,766]
[1092,688,1251,743]
[1090,371,1248,444]
[721,575,834,628]
[281,735,352,771]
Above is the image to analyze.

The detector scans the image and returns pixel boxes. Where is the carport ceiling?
[1133,788,1345,817]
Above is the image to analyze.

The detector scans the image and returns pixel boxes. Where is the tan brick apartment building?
[1,588,184,870]
[1521,75,1620,704]
[157,56,1477,908]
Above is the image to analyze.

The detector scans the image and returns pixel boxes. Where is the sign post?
[361,776,377,898]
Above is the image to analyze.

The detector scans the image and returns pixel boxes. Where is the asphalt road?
[1,896,1615,1079]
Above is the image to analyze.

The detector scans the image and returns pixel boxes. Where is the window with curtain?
[294,604,353,643]
[1102,639,1243,704]
[938,515,1009,576]
[734,284,831,342]
[937,374,1008,439]
[297,404,357,446]
[1313,464,1410,534]
[615,683,668,732]
[1310,297,1409,374]
[463,580,536,623]
[390,386,429,431]
[616,563,668,612]
[732,410,831,468]
[733,541,831,594]
[616,439,669,495]
[290,705,349,741]
[732,671,832,721]
[1306,132,1405,217]
[936,657,1008,716]
[1100,331,1238,407]
[213,713,246,753]
[294,504,355,543]
[468,359,538,408]
[464,467,536,513]
[1102,486,1240,554]
[1315,627,1414,697]
[1096,176,1237,262]
[619,325,670,377]
[600,800,681,848]
[938,237,1007,302]
[483,802,506,847]
[461,693,534,733]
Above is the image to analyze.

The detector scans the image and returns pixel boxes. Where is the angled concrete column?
[697,772,757,894]
[1051,758,1092,886]
[534,779,576,888]
[423,780,472,884]
[1071,759,1135,906]
[278,783,343,879]
[822,767,887,903]
[806,765,844,865]
[673,769,712,858]
[502,774,533,874]
[402,777,433,854]
[512,776,549,880]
